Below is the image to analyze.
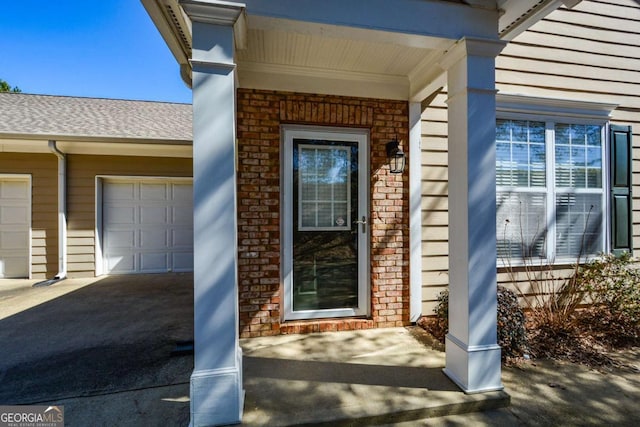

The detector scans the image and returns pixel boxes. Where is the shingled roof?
[0,92,192,142]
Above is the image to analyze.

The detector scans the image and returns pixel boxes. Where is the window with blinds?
[496,119,605,262]
[298,144,351,231]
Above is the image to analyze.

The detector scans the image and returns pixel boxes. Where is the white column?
[183,2,246,426]
[409,102,423,322]
[439,38,506,394]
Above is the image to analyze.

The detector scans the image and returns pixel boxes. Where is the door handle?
[354,216,367,234]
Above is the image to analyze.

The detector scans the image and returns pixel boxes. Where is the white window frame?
[496,94,618,266]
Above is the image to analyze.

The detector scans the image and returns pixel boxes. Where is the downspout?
[49,140,67,280]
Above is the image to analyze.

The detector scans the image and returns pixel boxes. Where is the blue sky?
[0,0,192,104]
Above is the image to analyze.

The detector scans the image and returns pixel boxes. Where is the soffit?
[236,27,432,78]
[144,0,576,101]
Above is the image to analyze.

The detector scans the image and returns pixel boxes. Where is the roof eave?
[498,0,582,41]
[141,0,193,87]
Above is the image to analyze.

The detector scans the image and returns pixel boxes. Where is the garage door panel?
[140,183,168,200]
[102,179,193,274]
[1,231,29,249]
[106,254,135,273]
[1,256,28,277]
[0,180,30,199]
[0,206,29,225]
[104,182,136,200]
[172,184,192,202]
[105,206,136,224]
[172,229,193,247]
[140,252,169,272]
[140,206,168,224]
[105,230,136,249]
[140,229,168,248]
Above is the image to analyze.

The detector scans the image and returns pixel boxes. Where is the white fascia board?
[57,141,192,158]
[242,0,498,41]
[0,139,50,153]
[0,136,192,157]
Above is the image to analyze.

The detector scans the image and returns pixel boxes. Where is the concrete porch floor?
[240,327,510,426]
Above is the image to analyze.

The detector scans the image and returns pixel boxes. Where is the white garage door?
[0,178,30,278]
[102,179,193,274]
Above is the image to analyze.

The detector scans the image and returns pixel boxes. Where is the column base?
[190,348,244,427]
[443,333,503,394]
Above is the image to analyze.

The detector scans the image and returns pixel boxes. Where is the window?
[496,119,605,263]
[298,144,351,231]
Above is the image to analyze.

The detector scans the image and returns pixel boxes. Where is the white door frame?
[281,125,370,320]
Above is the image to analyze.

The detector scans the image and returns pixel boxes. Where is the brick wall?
[236,89,409,337]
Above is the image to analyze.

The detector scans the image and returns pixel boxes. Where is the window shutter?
[609,125,633,255]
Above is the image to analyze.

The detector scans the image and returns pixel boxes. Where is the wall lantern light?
[386,139,405,174]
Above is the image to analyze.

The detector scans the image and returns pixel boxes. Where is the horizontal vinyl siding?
[66,155,192,277]
[0,153,57,279]
[420,0,640,310]
[419,91,450,315]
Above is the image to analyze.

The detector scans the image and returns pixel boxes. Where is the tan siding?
[419,90,450,314]
[66,155,192,277]
[0,153,57,278]
[420,0,640,315]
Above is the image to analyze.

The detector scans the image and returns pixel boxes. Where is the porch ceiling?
[235,22,444,101]
[142,0,579,102]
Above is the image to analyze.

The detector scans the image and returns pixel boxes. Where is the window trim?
[496,94,617,266]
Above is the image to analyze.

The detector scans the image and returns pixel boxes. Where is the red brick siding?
[236,89,409,337]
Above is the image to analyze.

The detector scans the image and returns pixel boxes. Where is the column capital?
[181,0,248,50]
[180,0,246,26]
[439,37,506,71]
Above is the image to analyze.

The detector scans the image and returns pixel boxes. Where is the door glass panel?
[293,139,358,311]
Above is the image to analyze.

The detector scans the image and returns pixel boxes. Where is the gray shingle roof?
[0,93,192,141]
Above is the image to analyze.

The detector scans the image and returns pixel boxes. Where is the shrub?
[574,252,640,346]
[497,286,528,358]
[429,286,528,359]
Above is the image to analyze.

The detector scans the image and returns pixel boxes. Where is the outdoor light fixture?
[386,139,405,174]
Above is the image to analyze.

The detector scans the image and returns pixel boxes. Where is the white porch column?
[440,38,506,394]
[409,102,423,322]
[183,2,246,426]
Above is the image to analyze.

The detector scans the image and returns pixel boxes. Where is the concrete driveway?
[0,274,194,425]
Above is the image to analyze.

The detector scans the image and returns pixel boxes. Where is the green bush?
[432,286,528,359]
[574,252,640,344]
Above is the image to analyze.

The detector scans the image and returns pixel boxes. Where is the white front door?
[0,177,30,279]
[102,178,193,274]
[283,127,370,320]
